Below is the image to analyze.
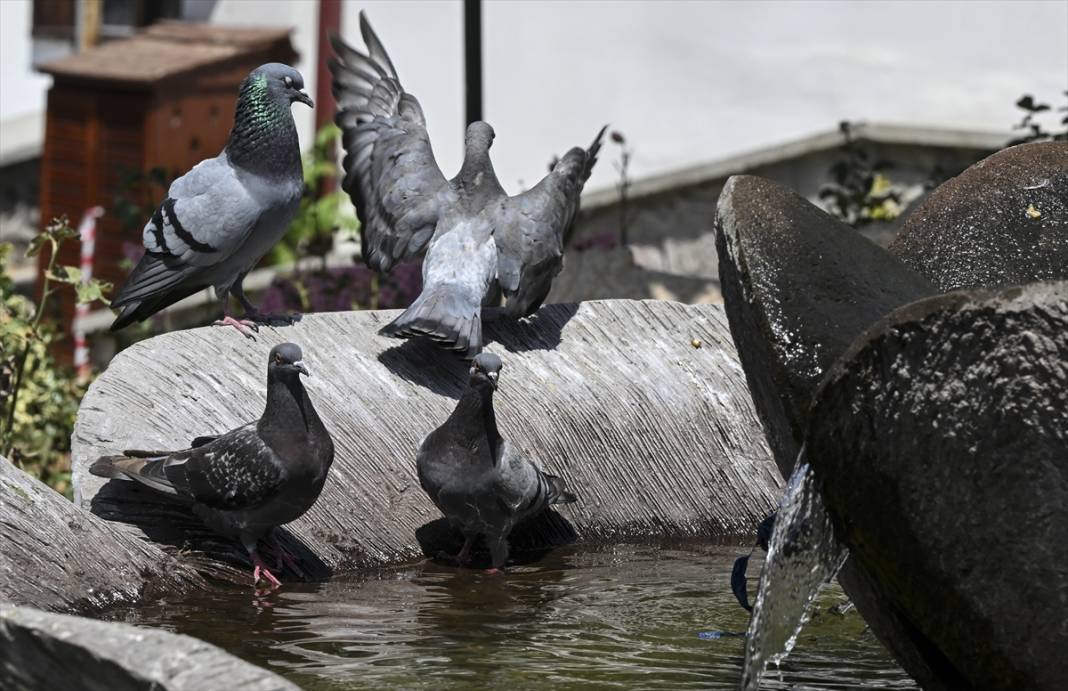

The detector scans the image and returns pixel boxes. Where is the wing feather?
[494,126,606,317]
[330,12,450,273]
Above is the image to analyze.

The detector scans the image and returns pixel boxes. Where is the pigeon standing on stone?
[90,343,334,588]
[330,13,605,358]
[109,64,314,337]
[417,353,577,572]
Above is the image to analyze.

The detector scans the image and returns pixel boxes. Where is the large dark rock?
[0,458,203,611]
[714,175,935,476]
[714,175,949,688]
[807,281,1068,691]
[71,301,781,577]
[0,604,297,690]
[890,142,1068,292]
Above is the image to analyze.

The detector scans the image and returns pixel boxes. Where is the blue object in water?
[698,631,745,640]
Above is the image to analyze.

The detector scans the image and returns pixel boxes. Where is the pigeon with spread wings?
[330,12,604,358]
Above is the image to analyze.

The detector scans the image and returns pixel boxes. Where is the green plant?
[819,121,904,228]
[271,124,359,267]
[1,217,112,496]
[1008,92,1068,145]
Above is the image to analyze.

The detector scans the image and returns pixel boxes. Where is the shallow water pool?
[102,542,916,690]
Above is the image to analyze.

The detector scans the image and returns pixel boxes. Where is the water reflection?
[101,543,915,690]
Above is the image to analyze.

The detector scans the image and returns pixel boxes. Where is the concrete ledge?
[0,605,297,691]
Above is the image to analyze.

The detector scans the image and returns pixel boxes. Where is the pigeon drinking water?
[416,352,577,572]
[109,64,314,337]
[90,343,334,588]
[331,13,605,358]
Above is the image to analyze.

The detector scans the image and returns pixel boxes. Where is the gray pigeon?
[89,343,334,588]
[416,352,577,572]
[109,64,314,337]
[330,13,605,358]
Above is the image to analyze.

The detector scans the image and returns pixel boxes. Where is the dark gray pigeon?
[109,64,314,338]
[416,352,577,572]
[89,343,334,588]
[330,13,605,358]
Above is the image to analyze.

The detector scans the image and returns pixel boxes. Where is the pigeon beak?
[293,360,310,377]
[294,91,314,108]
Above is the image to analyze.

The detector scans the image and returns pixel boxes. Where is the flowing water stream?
[101,539,911,690]
[742,456,851,690]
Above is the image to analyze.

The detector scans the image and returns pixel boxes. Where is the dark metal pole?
[464,0,483,125]
[316,0,342,195]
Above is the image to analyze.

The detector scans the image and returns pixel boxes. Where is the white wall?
[0,0,51,164]
[2,0,1066,191]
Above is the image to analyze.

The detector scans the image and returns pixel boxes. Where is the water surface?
[102,542,915,690]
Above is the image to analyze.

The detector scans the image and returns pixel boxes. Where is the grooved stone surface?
[0,605,297,691]
[71,300,781,575]
[808,281,1068,691]
[890,141,1068,292]
[0,458,202,612]
[714,174,935,476]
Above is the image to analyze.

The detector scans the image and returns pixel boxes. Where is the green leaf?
[75,280,111,306]
[25,234,46,258]
[47,265,81,285]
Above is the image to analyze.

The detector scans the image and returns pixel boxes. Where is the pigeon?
[416,352,577,572]
[89,343,334,588]
[330,13,605,358]
[109,64,314,337]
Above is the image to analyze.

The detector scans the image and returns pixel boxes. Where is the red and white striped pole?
[73,206,105,382]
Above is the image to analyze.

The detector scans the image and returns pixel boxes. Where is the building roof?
[36,22,295,88]
[580,122,1011,210]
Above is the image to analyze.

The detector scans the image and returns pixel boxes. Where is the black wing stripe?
[163,197,216,253]
[150,206,169,253]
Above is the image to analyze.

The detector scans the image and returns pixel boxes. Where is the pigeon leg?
[261,534,306,578]
[486,537,509,574]
[233,278,300,326]
[437,534,476,567]
[244,536,282,589]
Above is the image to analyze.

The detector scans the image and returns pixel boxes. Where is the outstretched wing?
[494,126,606,317]
[330,12,452,273]
[111,155,261,310]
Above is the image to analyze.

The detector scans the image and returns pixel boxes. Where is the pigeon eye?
[284,76,293,88]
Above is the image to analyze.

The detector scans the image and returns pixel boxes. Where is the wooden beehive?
[36,22,298,352]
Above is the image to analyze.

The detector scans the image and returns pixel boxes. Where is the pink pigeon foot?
[213,315,259,339]
[250,551,282,589]
[483,567,505,575]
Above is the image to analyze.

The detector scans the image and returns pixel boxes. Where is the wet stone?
[890,141,1068,292]
[71,301,781,578]
[0,604,297,691]
[714,174,935,477]
[807,281,1068,691]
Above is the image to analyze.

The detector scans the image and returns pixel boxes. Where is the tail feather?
[89,453,180,497]
[380,287,483,359]
[546,474,577,505]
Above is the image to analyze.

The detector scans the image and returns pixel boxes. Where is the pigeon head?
[268,342,310,378]
[252,63,314,108]
[469,352,503,390]
[465,121,496,151]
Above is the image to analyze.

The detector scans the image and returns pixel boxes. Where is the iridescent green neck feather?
[226,73,301,179]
